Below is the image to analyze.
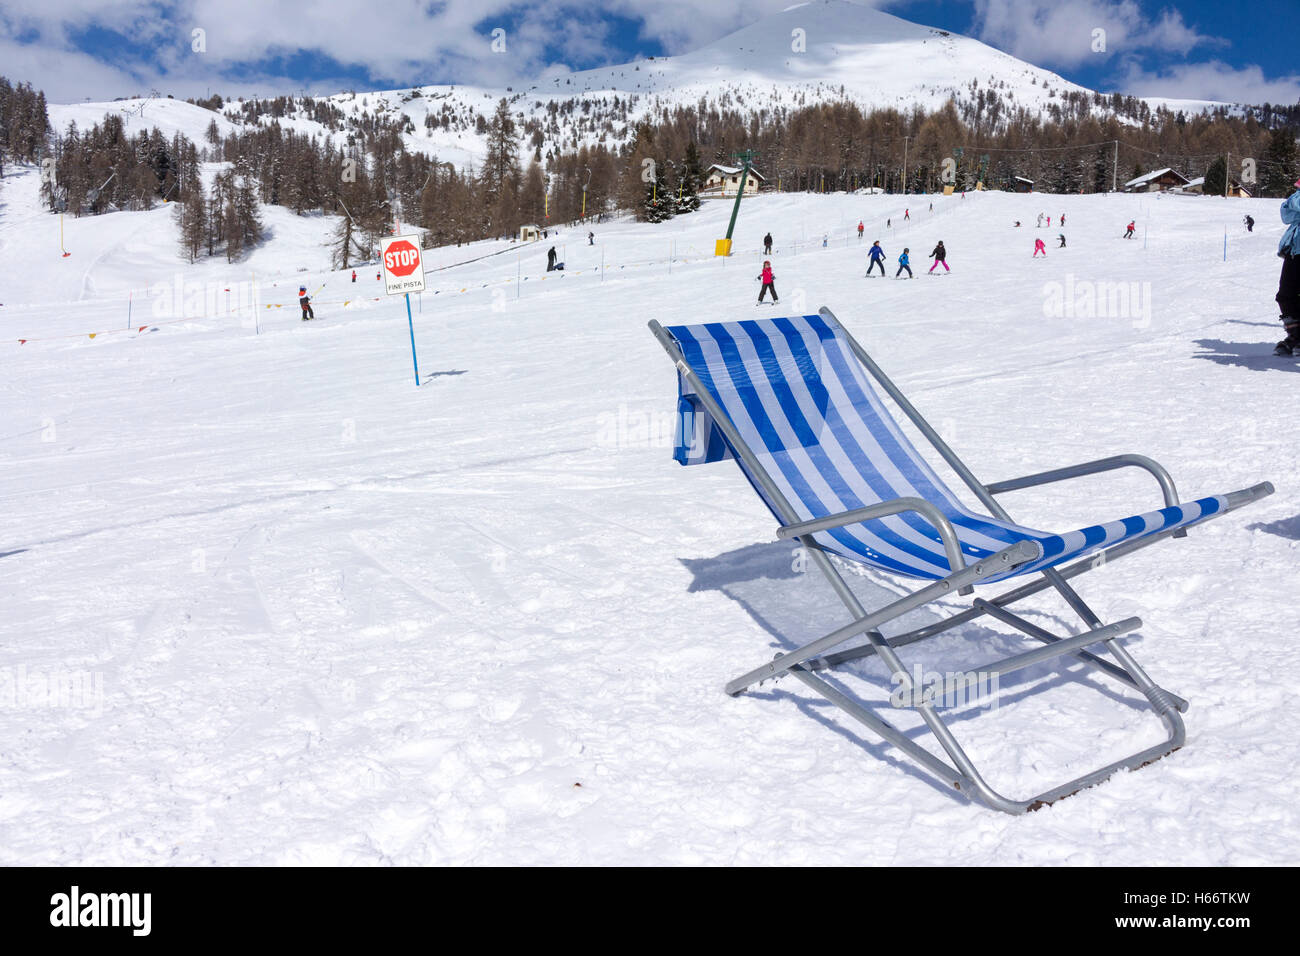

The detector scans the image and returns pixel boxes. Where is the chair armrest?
[985,454,1180,506]
[985,454,1187,537]
[776,496,966,575]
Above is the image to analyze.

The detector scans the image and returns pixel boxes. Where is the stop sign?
[380,235,426,295]
[384,239,421,277]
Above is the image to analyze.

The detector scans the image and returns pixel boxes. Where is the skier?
[886,218,891,229]
[1058,233,1066,248]
[1014,220,1021,227]
[928,240,949,273]
[1060,213,1066,226]
[1033,238,1047,258]
[1037,212,1044,228]
[857,221,865,240]
[756,260,778,304]
[896,247,913,278]
[547,246,557,271]
[822,233,828,248]
[588,231,595,245]
[904,208,910,220]
[298,286,314,321]
[1273,178,1300,356]
[1124,221,1135,239]
[928,202,933,212]
[763,232,773,255]
[1047,216,1052,227]
[351,270,357,283]
[866,241,886,276]
[1245,215,1255,233]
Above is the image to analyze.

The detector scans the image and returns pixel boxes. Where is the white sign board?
[380,235,426,296]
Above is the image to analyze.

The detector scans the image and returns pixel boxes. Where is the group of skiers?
[756,237,947,301]
[872,239,945,276]
[751,201,1165,302]
[861,239,944,276]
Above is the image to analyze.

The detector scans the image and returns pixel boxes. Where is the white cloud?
[1117,59,1300,106]
[1,0,797,101]
[5,0,857,100]
[969,0,1222,68]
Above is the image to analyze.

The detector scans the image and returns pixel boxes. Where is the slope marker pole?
[405,292,420,387]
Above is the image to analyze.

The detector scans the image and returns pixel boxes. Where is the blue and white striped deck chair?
[650,307,1273,814]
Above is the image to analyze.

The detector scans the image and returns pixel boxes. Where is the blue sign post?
[405,292,420,386]
[381,235,428,387]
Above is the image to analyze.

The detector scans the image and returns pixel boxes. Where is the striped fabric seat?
[666,314,1224,584]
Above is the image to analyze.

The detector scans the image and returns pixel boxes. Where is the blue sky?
[2,0,1297,106]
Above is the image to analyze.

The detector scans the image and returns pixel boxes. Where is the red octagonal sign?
[384,239,421,277]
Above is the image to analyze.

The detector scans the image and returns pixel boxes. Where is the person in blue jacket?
[866,240,886,276]
[1275,178,1300,356]
[896,247,913,278]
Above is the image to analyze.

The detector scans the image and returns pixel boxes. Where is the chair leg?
[973,599,1189,712]
[742,549,1188,814]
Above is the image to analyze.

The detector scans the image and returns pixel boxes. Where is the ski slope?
[1,171,1297,864]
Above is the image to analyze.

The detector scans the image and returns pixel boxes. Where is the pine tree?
[233,169,263,250]
[1092,146,1111,193]
[518,160,545,225]
[677,141,703,214]
[1261,128,1299,198]
[642,159,676,222]
[482,98,520,214]
[179,178,207,261]
[208,169,232,256]
[224,198,243,262]
[332,163,373,269]
[1204,156,1227,196]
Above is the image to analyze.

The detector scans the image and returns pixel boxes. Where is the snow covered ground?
[1,166,1297,864]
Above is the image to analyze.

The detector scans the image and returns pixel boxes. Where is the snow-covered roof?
[1124,167,1189,188]
[1185,177,1205,187]
[706,163,766,181]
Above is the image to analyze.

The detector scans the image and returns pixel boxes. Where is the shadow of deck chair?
[649,307,1274,814]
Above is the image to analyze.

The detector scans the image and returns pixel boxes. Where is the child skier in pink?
[928,241,949,272]
[757,261,778,303]
[1033,238,1047,257]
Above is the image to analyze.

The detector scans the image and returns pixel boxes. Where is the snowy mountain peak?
[46,0,1221,171]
